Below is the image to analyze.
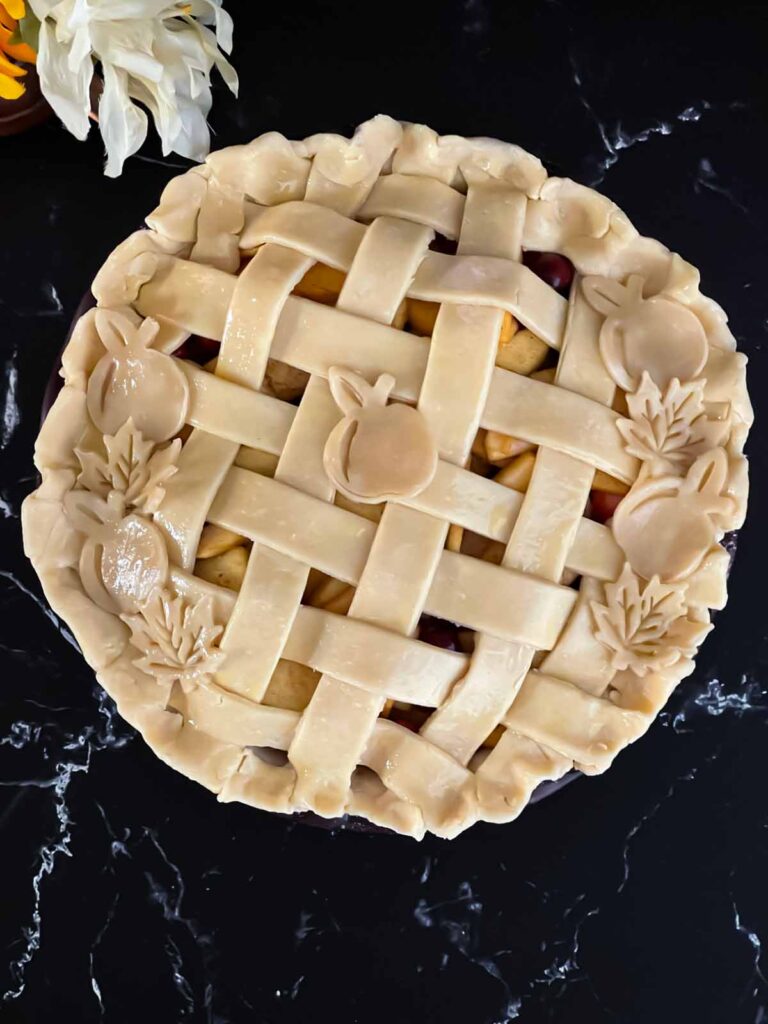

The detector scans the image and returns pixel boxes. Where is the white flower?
[28,0,238,176]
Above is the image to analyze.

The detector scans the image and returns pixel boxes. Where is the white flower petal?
[87,1,174,21]
[27,0,62,20]
[36,17,93,140]
[170,89,211,160]
[99,62,149,177]
[194,21,238,93]
[91,21,164,81]
[64,0,95,33]
[126,77,174,154]
[188,0,234,52]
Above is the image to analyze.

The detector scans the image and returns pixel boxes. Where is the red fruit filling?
[418,615,461,651]
[173,335,221,365]
[522,251,575,296]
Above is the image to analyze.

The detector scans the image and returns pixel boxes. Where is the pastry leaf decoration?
[591,564,711,676]
[617,373,729,475]
[121,587,225,690]
[76,419,181,515]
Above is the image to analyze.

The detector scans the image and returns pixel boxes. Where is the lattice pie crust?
[22,116,752,839]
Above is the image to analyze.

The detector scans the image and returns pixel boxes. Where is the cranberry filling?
[589,491,623,525]
[173,335,221,365]
[429,233,458,255]
[418,614,461,651]
[389,706,431,732]
[389,714,420,733]
[522,251,575,296]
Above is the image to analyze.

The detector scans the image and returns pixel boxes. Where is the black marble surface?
[2,2,767,1021]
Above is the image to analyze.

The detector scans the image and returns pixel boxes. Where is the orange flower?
[0,0,36,101]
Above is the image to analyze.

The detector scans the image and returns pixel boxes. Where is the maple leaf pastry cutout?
[121,587,225,691]
[617,372,729,475]
[591,564,711,676]
[75,418,181,515]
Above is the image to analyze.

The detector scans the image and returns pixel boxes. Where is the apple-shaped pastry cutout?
[323,367,438,504]
[612,448,736,582]
[64,490,169,613]
[582,275,708,393]
[87,309,189,442]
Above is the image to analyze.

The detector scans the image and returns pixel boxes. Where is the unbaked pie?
[23,116,752,839]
